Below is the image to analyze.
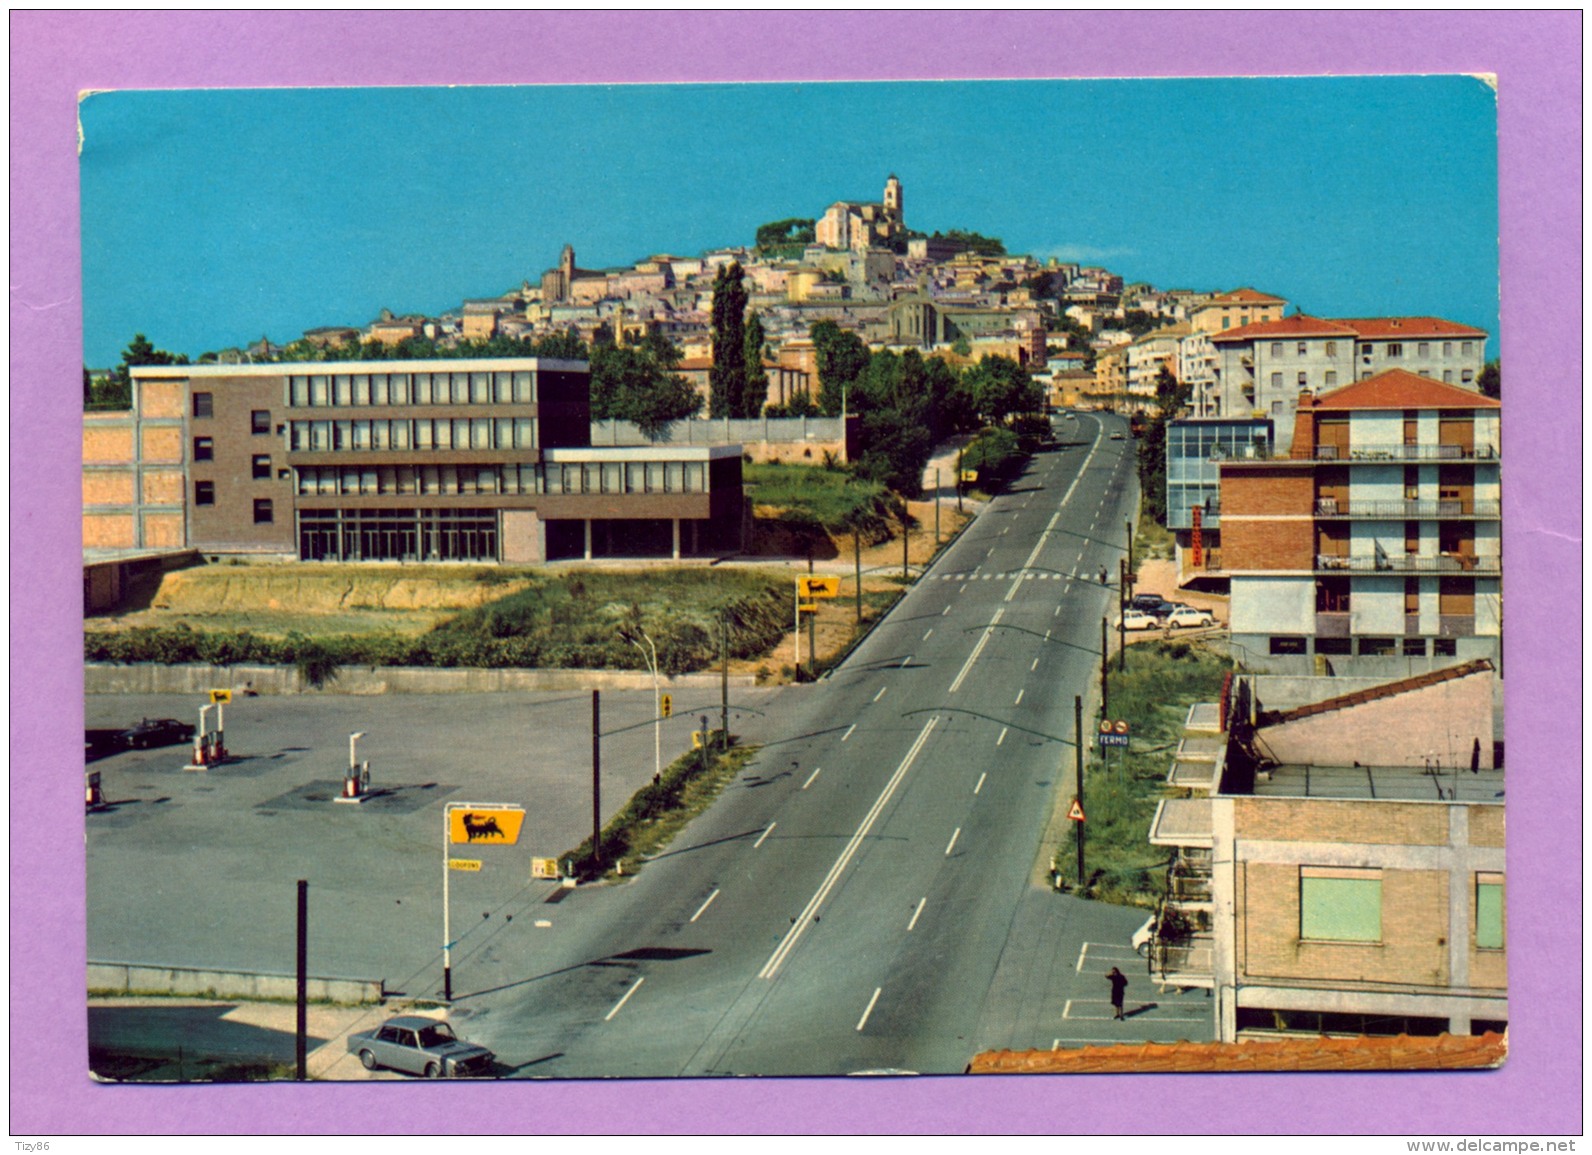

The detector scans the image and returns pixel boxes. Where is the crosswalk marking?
[941,571,1066,582]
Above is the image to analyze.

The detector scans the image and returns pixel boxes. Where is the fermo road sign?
[1098,719,1131,748]
[797,575,841,599]
[449,806,526,845]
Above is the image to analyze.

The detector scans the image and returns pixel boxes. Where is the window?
[1270,400,1284,415]
[1325,341,1338,357]
[193,436,214,461]
[1300,866,1382,942]
[1433,637,1458,656]
[253,499,274,524]
[1462,341,1474,355]
[252,454,271,479]
[1462,369,1475,384]
[1269,636,1307,655]
[1324,371,1337,387]
[193,392,213,418]
[1358,637,1396,656]
[1402,638,1427,656]
[1297,342,1308,356]
[1297,372,1308,387]
[1443,342,1453,356]
[1418,342,1430,357]
[1221,318,1230,330]
[1386,343,1403,358]
[252,409,271,434]
[1476,873,1504,949]
[195,480,215,505]
[1270,342,1283,357]
[1443,370,1454,383]
[1270,372,1282,389]
[1315,637,1351,655]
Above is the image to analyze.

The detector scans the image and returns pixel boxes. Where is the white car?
[1117,609,1159,631]
[1165,606,1217,629]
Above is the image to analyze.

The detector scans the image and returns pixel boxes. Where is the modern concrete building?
[1147,664,1505,1042]
[1204,314,1489,452]
[1164,416,1274,581]
[1219,370,1501,674]
[85,358,746,566]
[1187,287,1289,335]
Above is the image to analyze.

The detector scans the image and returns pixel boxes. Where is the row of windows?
[287,370,538,408]
[1263,367,1476,395]
[1298,866,1502,949]
[292,459,711,498]
[191,395,273,432]
[193,439,276,479]
[288,418,537,452]
[193,482,273,523]
[1265,340,1477,359]
[1268,635,1462,657]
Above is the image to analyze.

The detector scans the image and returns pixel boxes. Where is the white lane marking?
[873,686,888,703]
[1014,689,1025,706]
[759,718,940,979]
[900,654,912,668]
[842,723,857,741]
[974,772,987,794]
[857,987,882,1032]
[907,897,926,931]
[690,890,720,923]
[1001,527,1009,535]
[1075,943,1091,973]
[1054,606,1061,617]
[944,827,961,856]
[1063,998,1074,1019]
[996,727,1008,747]
[754,822,776,848]
[949,607,1003,693]
[1044,629,1051,640]
[956,588,965,596]
[923,628,934,640]
[605,977,644,1021]
[1031,657,1040,671]
[801,768,822,790]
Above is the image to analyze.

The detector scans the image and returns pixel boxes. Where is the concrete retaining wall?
[88,961,383,1005]
[85,662,758,696]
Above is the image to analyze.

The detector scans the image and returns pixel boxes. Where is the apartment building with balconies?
[1147,664,1505,1043]
[1219,370,1500,674]
[86,359,746,566]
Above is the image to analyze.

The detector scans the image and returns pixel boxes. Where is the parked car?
[119,718,196,749]
[1130,594,1174,617]
[347,1016,495,1078]
[1165,606,1218,630]
[1109,431,1126,440]
[1117,609,1160,631]
[1133,914,1156,957]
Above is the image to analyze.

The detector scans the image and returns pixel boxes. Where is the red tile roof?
[1335,317,1488,339]
[1260,659,1493,727]
[968,1032,1506,1074]
[1210,314,1359,343]
[1311,369,1500,410]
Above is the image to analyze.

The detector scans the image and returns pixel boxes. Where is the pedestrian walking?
[1107,966,1128,1020]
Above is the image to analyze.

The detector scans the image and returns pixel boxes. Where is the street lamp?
[620,626,662,785]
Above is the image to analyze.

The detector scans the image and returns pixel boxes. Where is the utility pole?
[956,445,964,514]
[1119,558,1128,673]
[719,615,729,756]
[1076,696,1088,897]
[934,468,941,544]
[807,554,816,681]
[1100,617,1110,719]
[295,879,308,1080]
[901,499,910,580]
[853,529,862,626]
[1125,518,1135,596]
[591,690,602,871]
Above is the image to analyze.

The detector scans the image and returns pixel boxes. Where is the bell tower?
[884,174,903,227]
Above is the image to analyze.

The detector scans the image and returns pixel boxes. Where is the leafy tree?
[90,333,188,409]
[951,336,973,357]
[1478,359,1500,399]
[962,354,1041,426]
[765,392,820,418]
[1137,364,1192,525]
[709,262,749,418]
[931,228,1006,257]
[588,335,699,440]
[1120,310,1159,337]
[852,407,933,498]
[742,311,769,418]
[754,218,816,250]
[809,319,871,416]
[83,366,93,407]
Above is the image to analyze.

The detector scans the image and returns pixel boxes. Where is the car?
[347,1016,495,1078]
[119,718,197,749]
[1132,914,1156,957]
[1165,606,1218,629]
[1117,609,1160,631]
[1130,593,1174,616]
[1109,431,1125,440]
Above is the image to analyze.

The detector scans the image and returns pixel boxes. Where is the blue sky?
[79,76,1499,367]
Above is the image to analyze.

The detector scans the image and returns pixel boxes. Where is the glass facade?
[286,370,535,408]
[298,507,499,562]
[1166,419,1274,530]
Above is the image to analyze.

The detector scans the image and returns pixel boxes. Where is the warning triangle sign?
[1067,799,1086,822]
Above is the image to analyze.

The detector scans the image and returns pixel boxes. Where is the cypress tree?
[709,262,748,418]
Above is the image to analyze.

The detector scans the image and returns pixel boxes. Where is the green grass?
[562,741,761,880]
[744,462,892,534]
[1056,638,1232,907]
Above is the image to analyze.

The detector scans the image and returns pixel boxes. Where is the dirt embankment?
[145,568,529,614]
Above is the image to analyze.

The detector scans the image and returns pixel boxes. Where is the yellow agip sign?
[449,806,526,845]
[797,575,841,599]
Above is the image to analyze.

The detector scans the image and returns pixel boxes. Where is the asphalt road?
[419,411,1213,1079]
[88,412,1216,1080]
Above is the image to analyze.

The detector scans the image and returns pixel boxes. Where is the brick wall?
[139,378,187,419]
[1469,807,1504,848]
[83,512,136,549]
[83,471,134,507]
[1239,861,1450,986]
[1220,463,1314,514]
[1235,798,1449,846]
[1221,517,1314,571]
[83,423,135,464]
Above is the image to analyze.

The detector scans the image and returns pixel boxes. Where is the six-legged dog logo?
[461,813,505,841]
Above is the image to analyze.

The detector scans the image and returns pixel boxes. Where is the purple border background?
[11,12,1580,1136]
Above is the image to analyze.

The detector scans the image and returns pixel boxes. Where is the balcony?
[1315,553,1500,575]
[1315,611,1351,637]
[1148,933,1214,989]
[1313,444,1499,463]
[1439,614,1477,637]
[1314,499,1500,519]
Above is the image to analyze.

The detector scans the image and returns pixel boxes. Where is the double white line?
[758,717,940,980]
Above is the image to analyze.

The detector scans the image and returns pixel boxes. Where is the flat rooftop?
[1248,763,1504,805]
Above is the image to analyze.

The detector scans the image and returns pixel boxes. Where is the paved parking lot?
[86,688,779,999]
